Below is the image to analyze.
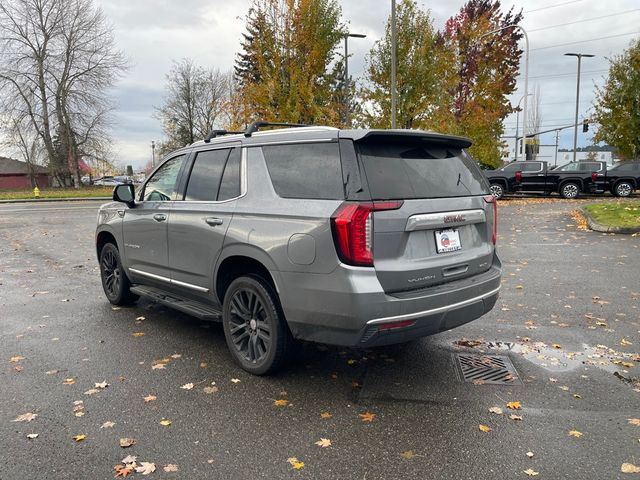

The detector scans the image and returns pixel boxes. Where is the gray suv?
[96,122,501,374]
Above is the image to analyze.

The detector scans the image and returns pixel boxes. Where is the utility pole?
[514,93,532,162]
[554,129,560,167]
[391,0,397,129]
[565,52,594,162]
[343,32,366,126]
[151,141,155,168]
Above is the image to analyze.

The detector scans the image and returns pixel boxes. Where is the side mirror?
[113,184,135,208]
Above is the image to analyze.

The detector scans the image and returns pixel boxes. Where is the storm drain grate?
[455,353,521,385]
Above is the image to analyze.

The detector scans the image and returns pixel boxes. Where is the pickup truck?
[603,161,640,197]
[485,160,606,199]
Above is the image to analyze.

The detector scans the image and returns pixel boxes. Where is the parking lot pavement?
[1,199,639,479]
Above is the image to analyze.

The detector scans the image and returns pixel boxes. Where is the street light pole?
[343,32,366,126]
[514,93,532,162]
[480,25,529,159]
[391,0,397,129]
[151,141,155,168]
[565,52,595,162]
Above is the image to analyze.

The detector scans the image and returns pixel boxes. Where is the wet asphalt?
[0,198,639,479]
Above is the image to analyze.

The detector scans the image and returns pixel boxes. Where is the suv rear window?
[357,138,488,200]
[262,142,344,199]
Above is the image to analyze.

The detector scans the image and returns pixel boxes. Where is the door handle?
[153,213,167,222]
[205,217,224,227]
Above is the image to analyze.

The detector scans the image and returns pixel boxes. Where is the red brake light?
[483,195,497,245]
[331,201,403,267]
[515,171,522,183]
[591,172,598,182]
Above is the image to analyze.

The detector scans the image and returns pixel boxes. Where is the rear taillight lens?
[515,171,522,183]
[591,172,598,182]
[483,195,497,245]
[331,201,403,267]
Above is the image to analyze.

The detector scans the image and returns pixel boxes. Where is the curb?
[0,197,110,204]
[579,206,640,234]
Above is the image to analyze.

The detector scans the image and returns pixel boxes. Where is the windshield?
[357,138,489,200]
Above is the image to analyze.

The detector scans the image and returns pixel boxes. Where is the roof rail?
[204,129,244,143]
[244,121,309,137]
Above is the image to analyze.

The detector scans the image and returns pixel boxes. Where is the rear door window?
[356,138,488,200]
[218,148,242,201]
[185,149,231,202]
[522,162,543,172]
[262,142,344,199]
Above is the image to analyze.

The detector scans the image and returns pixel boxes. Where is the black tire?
[614,181,633,197]
[222,275,292,375]
[560,182,580,199]
[99,243,139,305]
[489,183,505,199]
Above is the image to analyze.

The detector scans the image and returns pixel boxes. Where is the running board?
[130,285,222,321]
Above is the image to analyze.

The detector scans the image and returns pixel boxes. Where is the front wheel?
[489,183,505,199]
[614,181,633,197]
[560,182,580,199]
[222,275,292,375]
[99,243,138,305]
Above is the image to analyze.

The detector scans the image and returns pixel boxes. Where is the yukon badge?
[444,214,465,224]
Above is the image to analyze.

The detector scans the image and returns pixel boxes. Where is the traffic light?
[582,119,589,133]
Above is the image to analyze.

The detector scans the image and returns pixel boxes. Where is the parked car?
[93,176,124,186]
[96,122,501,374]
[603,161,640,197]
[485,160,606,199]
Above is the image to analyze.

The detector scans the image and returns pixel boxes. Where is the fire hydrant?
[33,186,40,198]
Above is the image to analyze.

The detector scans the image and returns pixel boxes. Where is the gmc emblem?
[444,215,465,224]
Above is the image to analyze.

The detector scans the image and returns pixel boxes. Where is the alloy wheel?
[616,182,632,197]
[228,288,271,364]
[101,248,121,298]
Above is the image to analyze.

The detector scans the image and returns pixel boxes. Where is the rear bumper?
[278,254,502,347]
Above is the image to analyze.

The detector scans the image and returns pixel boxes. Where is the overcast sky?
[96,0,640,168]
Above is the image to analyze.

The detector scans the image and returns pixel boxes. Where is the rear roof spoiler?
[340,129,472,149]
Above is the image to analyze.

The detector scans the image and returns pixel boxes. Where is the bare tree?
[0,0,127,187]
[156,59,232,156]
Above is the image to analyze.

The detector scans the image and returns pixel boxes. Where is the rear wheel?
[99,243,138,305]
[560,182,580,199]
[614,181,633,197]
[222,275,292,375]
[489,183,505,199]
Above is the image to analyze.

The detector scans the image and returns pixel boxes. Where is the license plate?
[435,229,462,253]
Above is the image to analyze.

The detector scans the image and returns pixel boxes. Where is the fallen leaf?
[231,378,240,383]
[628,418,640,426]
[359,412,376,422]
[506,401,522,410]
[515,285,524,290]
[621,463,640,474]
[274,399,289,407]
[73,434,86,442]
[287,457,304,470]
[151,363,166,370]
[101,421,116,428]
[143,394,157,403]
[526,451,534,458]
[121,455,137,465]
[9,356,25,363]
[95,381,109,389]
[180,383,194,390]
[131,332,145,337]
[26,433,38,439]
[199,362,208,368]
[160,419,172,426]
[510,414,523,421]
[315,438,332,448]
[488,407,503,415]
[573,394,582,399]
[524,468,539,476]
[620,338,633,346]
[170,354,181,359]
[136,316,146,321]
[400,450,416,459]
[63,378,76,385]
[568,430,583,438]
[114,465,134,477]
[622,362,635,368]
[320,412,332,419]
[135,462,156,475]
[479,424,492,433]
[84,388,100,396]
[119,438,136,448]
[163,464,179,473]
[13,412,37,422]
[552,343,562,349]
[203,386,218,394]
[45,370,59,375]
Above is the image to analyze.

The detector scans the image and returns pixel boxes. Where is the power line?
[528,68,608,79]
[528,9,639,32]
[532,31,639,51]
[524,0,584,14]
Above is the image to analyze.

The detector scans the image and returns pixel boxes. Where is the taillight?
[331,201,403,267]
[515,171,522,183]
[483,195,497,245]
[591,172,598,182]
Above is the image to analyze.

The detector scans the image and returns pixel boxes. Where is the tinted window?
[521,163,543,172]
[185,149,230,201]
[262,143,344,199]
[557,162,579,171]
[218,148,242,201]
[357,138,488,200]
[143,155,186,201]
[579,162,601,171]
[502,163,520,172]
[611,162,636,172]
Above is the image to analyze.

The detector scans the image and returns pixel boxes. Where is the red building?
[0,157,50,189]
